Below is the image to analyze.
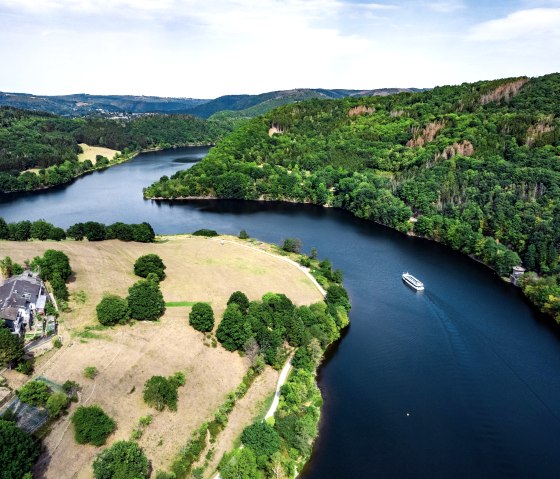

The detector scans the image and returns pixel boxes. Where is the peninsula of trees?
[145,73,560,322]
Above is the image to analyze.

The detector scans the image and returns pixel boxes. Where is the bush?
[134,254,166,281]
[189,303,215,332]
[281,237,302,253]
[143,375,179,411]
[0,419,41,479]
[96,294,130,326]
[15,357,34,375]
[53,337,63,348]
[239,230,249,239]
[92,440,149,479]
[71,405,116,446]
[192,229,218,237]
[46,392,69,418]
[84,366,98,379]
[16,380,50,407]
[62,380,80,401]
[127,279,166,321]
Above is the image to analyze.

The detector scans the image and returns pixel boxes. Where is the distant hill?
[0,88,424,118]
[189,88,425,119]
[0,92,209,117]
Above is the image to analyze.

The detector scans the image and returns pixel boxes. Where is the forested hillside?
[145,73,560,322]
[0,108,230,192]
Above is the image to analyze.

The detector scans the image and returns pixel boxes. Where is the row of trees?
[0,217,156,243]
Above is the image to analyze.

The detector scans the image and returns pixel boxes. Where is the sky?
[0,0,558,98]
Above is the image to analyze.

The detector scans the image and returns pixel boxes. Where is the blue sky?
[0,0,558,98]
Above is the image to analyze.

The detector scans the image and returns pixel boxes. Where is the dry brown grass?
[0,236,322,479]
[78,144,120,165]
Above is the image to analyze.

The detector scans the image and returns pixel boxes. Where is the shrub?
[127,279,166,321]
[53,337,62,348]
[15,357,34,375]
[227,291,249,313]
[169,371,186,388]
[71,405,116,446]
[192,229,218,237]
[46,392,69,418]
[281,237,302,253]
[16,380,50,407]
[84,366,98,379]
[238,230,249,239]
[96,294,130,326]
[134,254,166,281]
[62,380,80,401]
[92,440,149,479]
[143,376,179,411]
[0,419,41,479]
[189,303,215,332]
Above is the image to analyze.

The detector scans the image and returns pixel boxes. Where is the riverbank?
[0,142,215,196]
[147,193,554,323]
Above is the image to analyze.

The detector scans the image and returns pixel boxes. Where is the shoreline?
[0,143,214,196]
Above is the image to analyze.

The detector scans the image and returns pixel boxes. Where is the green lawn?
[165,301,210,307]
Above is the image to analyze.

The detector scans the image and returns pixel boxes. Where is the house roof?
[0,272,44,321]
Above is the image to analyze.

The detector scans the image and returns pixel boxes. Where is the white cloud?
[469,7,560,41]
[425,1,465,13]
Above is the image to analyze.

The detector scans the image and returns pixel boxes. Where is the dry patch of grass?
[78,143,120,165]
[0,236,322,478]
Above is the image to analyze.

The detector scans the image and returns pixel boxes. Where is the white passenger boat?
[402,272,424,291]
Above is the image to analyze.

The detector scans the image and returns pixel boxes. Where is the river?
[2,147,560,478]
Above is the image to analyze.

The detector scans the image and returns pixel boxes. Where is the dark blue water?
[2,147,560,478]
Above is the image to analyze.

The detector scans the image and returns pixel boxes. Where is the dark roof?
[0,272,43,320]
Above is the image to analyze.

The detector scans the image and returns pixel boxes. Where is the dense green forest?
[145,73,560,322]
[0,107,230,192]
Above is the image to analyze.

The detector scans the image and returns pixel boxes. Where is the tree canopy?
[0,328,24,369]
[0,420,41,479]
[71,405,116,446]
[96,294,130,326]
[127,279,166,321]
[92,440,149,479]
[189,302,215,332]
[134,254,166,281]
